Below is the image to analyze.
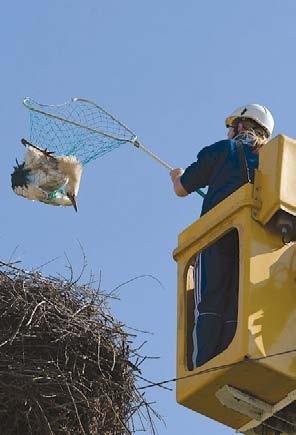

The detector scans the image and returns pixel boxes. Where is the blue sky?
[2,1,296,433]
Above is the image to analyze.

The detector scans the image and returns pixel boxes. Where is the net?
[23,97,137,165]
[23,97,206,198]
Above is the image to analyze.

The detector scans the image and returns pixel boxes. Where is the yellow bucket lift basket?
[173,135,296,434]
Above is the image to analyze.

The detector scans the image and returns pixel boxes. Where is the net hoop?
[23,97,138,144]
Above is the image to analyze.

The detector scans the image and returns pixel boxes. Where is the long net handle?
[134,140,173,171]
[133,140,206,198]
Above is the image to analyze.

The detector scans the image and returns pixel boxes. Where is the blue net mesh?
[23,98,137,165]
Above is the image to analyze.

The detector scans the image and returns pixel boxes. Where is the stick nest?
[0,261,159,434]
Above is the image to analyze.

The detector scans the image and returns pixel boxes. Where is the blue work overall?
[180,136,259,367]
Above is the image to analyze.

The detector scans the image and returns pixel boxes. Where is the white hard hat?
[225,104,274,137]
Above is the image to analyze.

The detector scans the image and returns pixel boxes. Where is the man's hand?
[170,168,188,197]
[170,168,185,182]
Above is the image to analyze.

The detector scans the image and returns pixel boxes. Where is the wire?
[138,346,296,390]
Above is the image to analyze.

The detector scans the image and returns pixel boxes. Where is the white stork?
[11,139,83,212]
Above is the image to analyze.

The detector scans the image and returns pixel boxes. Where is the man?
[171,104,274,367]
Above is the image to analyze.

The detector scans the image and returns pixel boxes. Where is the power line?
[139,346,296,390]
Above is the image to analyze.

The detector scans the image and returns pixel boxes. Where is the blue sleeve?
[180,141,227,194]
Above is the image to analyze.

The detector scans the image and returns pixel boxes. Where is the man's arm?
[170,168,189,197]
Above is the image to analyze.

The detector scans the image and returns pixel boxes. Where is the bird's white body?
[13,145,83,210]
[25,146,68,192]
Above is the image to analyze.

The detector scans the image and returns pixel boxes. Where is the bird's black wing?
[11,161,31,189]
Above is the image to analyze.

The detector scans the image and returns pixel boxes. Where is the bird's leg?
[21,138,55,158]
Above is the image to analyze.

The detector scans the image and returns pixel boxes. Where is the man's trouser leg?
[192,313,223,367]
[192,231,239,368]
